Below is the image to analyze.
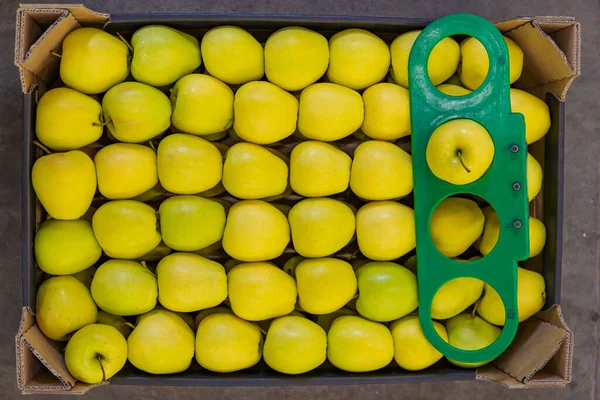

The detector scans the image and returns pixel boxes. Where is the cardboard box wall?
[14,3,580,395]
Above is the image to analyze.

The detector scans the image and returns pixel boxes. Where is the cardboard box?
[14,4,580,395]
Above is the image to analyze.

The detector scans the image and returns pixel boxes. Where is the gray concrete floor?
[1,0,598,399]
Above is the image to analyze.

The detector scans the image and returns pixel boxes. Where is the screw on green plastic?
[408,14,530,364]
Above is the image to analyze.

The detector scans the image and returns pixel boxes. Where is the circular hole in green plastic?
[425,119,495,186]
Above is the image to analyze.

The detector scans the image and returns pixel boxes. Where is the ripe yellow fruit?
[94,143,158,200]
[527,153,543,201]
[223,142,289,199]
[356,201,416,260]
[511,88,551,144]
[350,140,413,200]
[170,74,234,136]
[265,27,329,91]
[298,83,364,141]
[426,119,495,185]
[222,200,290,262]
[233,81,298,144]
[264,316,327,374]
[391,30,460,88]
[437,83,472,97]
[201,26,264,85]
[327,29,390,90]
[478,207,546,259]
[430,197,484,258]
[228,262,297,321]
[157,134,223,195]
[361,83,411,140]
[195,313,262,373]
[327,316,394,372]
[288,198,356,258]
[290,141,352,197]
[459,36,523,90]
[295,258,357,315]
[431,277,484,320]
[390,316,447,371]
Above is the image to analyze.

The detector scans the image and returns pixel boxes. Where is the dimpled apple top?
[222,200,290,262]
[91,259,157,316]
[64,324,127,384]
[288,198,356,258]
[391,30,459,88]
[92,200,161,259]
[195,313,263,373]
[264,316,327,375]
[298,83,364,142]
[128,309,195,374]
[102,82,172,143]
[265,27,329,91]
[201,26,264,85]
[228,262,297,321]
[459,36,523,90]
[223,142,289,199]
[131,25,202,87]
[35,219,102,275]
[390,316,447,371]
[327,315,394,373]
[36,88,103,151]
[36,276,97,341]
[233,81,298,144]
[327,29,390,90]
[290,141,352,197]
[94,143,158,199]
[170,74,234,136]
[60,28,129,94]
[32,150,96,220]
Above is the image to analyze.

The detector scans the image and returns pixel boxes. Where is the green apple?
[60,28,129,94]
[426,119,495,185]
[157,252,227,312]
[263,316,327,374]
[35,219,101,275]
[65,324,127,383]
[355,261,418,322]
[102,82,171,143]
[96,310,132,338]
[94,143,158,199]
[91,259,157,316]
[32,150,96,220]
[131,25,202,87]
[128,309,195,374]
[171,74,234,135]
[159,196,226,251]
[92,200,161,259]
[36,87,103,151]
[36,276,97,341]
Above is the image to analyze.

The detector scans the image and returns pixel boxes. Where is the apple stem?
[124,322,136,330]
[456,150,471,173]
[32,141,52,155]
[148,141,157,152]
[471,299,481,317]
[116,32,134,53]
[140,261,156,277]
[93,121,108,127]
[96,354,106,382]
[50,51,61,58]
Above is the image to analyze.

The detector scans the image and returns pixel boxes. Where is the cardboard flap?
[15,307,105,395]
[495,17,580,101]
[476,305,573,388]
[14,4,109,93]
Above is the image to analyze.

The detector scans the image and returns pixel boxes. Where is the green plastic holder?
[408,14,530,364]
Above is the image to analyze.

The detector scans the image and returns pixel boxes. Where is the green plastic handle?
[408,14,530,364]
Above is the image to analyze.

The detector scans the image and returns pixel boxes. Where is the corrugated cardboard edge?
[16,307,107,395]
[476,304,573,388]
[14,4,108,94]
